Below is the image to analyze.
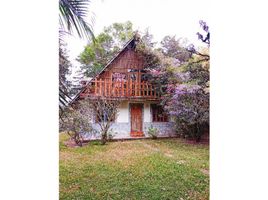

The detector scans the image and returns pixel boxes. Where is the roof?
[70,33,141,104]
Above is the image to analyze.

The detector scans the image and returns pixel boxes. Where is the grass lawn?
[59,134,209,200]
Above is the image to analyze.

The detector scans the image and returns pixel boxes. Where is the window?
[151,104,168,122]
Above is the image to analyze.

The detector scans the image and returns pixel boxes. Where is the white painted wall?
[116,101,129,123]
[144,103,151,122]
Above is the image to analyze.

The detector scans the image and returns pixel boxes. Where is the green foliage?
[59,0,94,114]
[161,36,192,63]
[78,21,134,77]
[60,100,93,146]
[59,41,73,114]
[135,28,209,142]
[59,0,94,40]
[60,138,209,199]
[147,125,159,139]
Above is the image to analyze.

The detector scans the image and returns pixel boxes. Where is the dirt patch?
[141,142,177,159]
[63,139,90,148]
[141,142,160,152]
[200,169,209,175]
[176,160,186,164]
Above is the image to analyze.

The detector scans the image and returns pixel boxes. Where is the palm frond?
[59,0,95,41]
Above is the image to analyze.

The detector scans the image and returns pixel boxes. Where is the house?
[73,34,175,139]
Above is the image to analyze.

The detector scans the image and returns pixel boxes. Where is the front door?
[130,104,143,137]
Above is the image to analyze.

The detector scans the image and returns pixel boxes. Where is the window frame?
[151,104,168,122]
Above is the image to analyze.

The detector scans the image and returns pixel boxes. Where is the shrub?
[60,100,93,146]
[107,129,117,141]
[147,125,159,139]
[166,84,209,142]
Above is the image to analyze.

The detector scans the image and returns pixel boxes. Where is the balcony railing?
[80,79,159,99]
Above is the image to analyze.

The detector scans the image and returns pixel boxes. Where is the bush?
[166,85,209,142]
[60,100,93,146]
[147,125,159,139]
[107,129,117,141]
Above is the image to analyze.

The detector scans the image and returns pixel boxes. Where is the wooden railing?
[81,79,159,99]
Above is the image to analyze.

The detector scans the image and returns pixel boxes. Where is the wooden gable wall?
[97,44,145,80]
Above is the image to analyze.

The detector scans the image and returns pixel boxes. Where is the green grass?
[59,134,209,200]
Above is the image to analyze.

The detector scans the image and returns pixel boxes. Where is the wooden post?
[99,79,102,96]
[115,81,118,97]
[139,81,141,96]
[135,81,137,96]
[109,80,111,96]
[146,83,149,97]
[95,79,98,95]
[104,78,107,96]
[126,80,129,97]
[130,79,132,97]
[121,81,124,97]
[141,82,144,96]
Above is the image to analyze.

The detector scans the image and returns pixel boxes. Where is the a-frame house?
[73,34,175,139]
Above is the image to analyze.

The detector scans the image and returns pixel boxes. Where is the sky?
[65,0,210,73]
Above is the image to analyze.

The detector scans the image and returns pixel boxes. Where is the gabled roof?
[70,33,140,104]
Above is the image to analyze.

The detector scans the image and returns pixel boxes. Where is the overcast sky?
[65,0,210,70]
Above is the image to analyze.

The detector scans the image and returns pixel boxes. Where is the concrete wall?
[82,101,176,140]
[143,103,151,122]
[116,101,129,123]
[143,122,176,137]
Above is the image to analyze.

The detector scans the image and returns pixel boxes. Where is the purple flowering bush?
[135,21,210,141]
[165,84,209,141]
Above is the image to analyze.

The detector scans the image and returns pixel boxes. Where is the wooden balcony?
[80,79,159,100]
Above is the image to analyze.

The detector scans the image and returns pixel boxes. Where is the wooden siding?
[79,39,160,101]
[98,47,145,80]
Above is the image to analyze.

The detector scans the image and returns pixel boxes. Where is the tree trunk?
[101,133,107,145]
[195,123,202,142]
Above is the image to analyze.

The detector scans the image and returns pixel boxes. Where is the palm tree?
[59,0,94,40]
[59,0,95,115]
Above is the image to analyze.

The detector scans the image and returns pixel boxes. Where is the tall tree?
[160,36,192,63]
[163,21,210,141]
[59,0,94,40]
[77,21,134,78]
[59,0,95,112]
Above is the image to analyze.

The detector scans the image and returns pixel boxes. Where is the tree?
[59,0,95,112]
[160,36,192,63]
[135,21,210,142]
[59,0,94,40]
[187,20,210,64]
[60,99,94,146]
[78,21,134,78]
[90,98,120,145]
[59,39,73,116]
[196,20,210,45]
[162,21,210,141]
[165,81,209,142]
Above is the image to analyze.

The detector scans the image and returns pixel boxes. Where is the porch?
[80,79,160,99]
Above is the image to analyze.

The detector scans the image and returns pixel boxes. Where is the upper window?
[151,104,168,122]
